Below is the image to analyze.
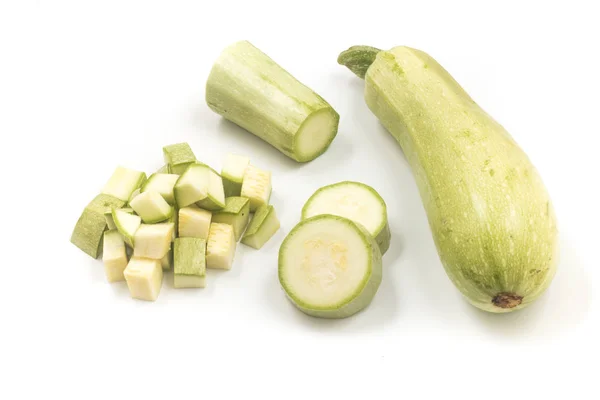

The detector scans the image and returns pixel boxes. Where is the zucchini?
[70,194,126,258]
[221,153,249,197]
[206,40,340,162]
[161,249,173,271]
[174,163,225,210]
[301,181,390,255]
[174,238,207,288]
[178,205,212,239]
[101,166,146,202]
[163,143,196,175]
[103,230,128,283]
[278,215,382,319]
[339,45,558,312]
[240,164,271,212]
[112,208,141,248]
[141,173,179,205]
[206,223,236,270]
[104,207,133,231]
[133,223,175,260]
[124,257,163,301]
[129,191,173,224]
[196,166,226,211]
[241,205,280,249]
[212,197,250,241]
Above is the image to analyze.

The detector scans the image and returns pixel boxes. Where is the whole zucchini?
[338,46,558,312]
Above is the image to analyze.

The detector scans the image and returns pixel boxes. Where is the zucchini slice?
[301,181,390,255]
[241,205,280,249]
[212,197,250,241]
[101,166,147,202]
[174,238,207,288]
[278,215,382,319]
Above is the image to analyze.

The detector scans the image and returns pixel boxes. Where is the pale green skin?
[340,46,558,312]
[241,204,280,249]
[206,40,340,162]
[212,197,251,241]
[174,238,206,278]
[278,215,382,319]
[163,143,196,175]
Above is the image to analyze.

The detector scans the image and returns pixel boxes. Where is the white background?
[1,1,598,399]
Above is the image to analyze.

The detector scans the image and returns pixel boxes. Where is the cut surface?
[163,143,196,175]
[130,191,173,223]
[294,108,339,162]
[124,257,163,301]
[240,164,271,211]
[241,204,280,249]
[112,208,142,247]
[212,197,250,240]
[141,173,179,204]
[71,194,126,258]
[196,168,226,210]
[174,163,210,208]
[103,230,128,282]
[222,153,249,197]
[206,223,236,270]
[133,223,175,260]
[302,181,390,254]
[174,238,206,288]
[278,215,382,318]
[178,206,212,239]
[102,166,147,202]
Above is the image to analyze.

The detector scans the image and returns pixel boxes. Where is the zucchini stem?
[337,46,381,79]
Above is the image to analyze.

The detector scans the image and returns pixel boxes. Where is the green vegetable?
[212,197,250,241]
[133,223,175,260]
[141,173,179,204]
[103,230,128,283]
[104,207,133,231]
[221,153,249,197]
[241,205,280,249]
[124,257,163,301]
[112,208,141,248]
[161,250,173,271]
[156,164,171,174]
[206,223,236,270]
[301,181,390,255]
[174,163,225,210]
[129,191,174,224]
[339,45,558,312]
[163,143,196,175]
[278,215,382,319]
[101,166,147,202]
[240,164,271,212]
[174,238,207,288]
[196,166,226,211]
[206,40,340,162]
[178,205,212,239]
[71,194,126,258]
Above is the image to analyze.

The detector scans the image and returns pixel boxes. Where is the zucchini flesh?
[174,238,207,288]
[221,153,249,197]
[133,223,175,260]
[241,205,280,249]
[212,197,250,241]
[206,40,340,162]
[301,181,390,255]
[178,206,212,239]
[101,166,147,202]
[240,164,271,212]
[163,143,196,175]
[130,191,173,224]
[206,223,236,270]
[103,230,129,283]
[112,208,141,248]
[278,215,382,319]
[71,194,126,258]
[124,257,163,301]
[141,173,179,205]
[195,167,226,211]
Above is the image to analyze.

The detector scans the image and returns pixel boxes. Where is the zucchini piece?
[133,223,175,260]
[174,163,212,208]
[103,230,129,283]
[163,143,196,175]
[128,188,141,205]
[130,191,173,224]
[212,197,250,241]
[105,207,133,231]
[241,205,280,249]
[124,257,163,301]
[206,40,340,162]
[196,166,226,211]
[101,166,147,202]
[278,215,382,319]
[206,223,236,270]
[178,206,212,239]
[240,164,271,211]
[156,164,171,174]
[71,194,126,258]
[161,249,173,270]
[174,238,207,288]
[301,181,390,255]
[221,153,249,197]
[112,208,141,248]
[141,173,179,204]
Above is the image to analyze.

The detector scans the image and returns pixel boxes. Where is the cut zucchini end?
[278,215,382,319]
[133,223,175,260]
[206,223,236,270]
[130,191,173,224]
[101,166,147,202]
[124,257,163,301]
[301,181,389,255]
[178,206,212,239]
[293,108,339,162]
[241,205,280,249]
[103,230,128,282]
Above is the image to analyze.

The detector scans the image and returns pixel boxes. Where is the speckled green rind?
[206,40,339,162]
[174,238,206,277]
[344,45,559,312]
[212,197,250,240]
[301,181,390,255]
[337,46,381,79]
[241,204,280,249]
[278,215,382,319]
[71,194,126,258]
[163,143,196,175]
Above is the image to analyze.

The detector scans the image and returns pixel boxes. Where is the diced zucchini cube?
[163,143,196,175]
[161,250,173,270]
[195,167,226,211]
[101,166,147,202]
[103,230,129,282]
[221,153,249,197]
[240,164,271,211]
[141,173,179,205]
[174,163,210,208]
[206,223,236,270]
[212,197,250,241]
[133,223,175,259]
[178,206,212,239]
[124,257,163,301]
[112,208,141,248]
[130,191,173,224]
[174,238,207,288]
[241,205,280,249]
